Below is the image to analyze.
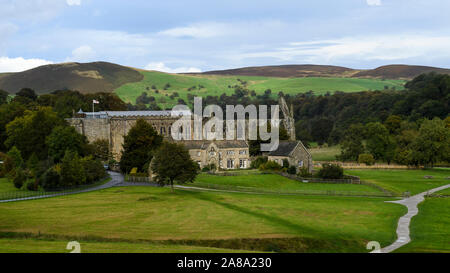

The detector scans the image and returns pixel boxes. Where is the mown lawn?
[0,238,255,253]
[395,196,450,253]
[345,169,450,195]
[115,71,405,107]
[0,186,404,253]
[193,173,381,193]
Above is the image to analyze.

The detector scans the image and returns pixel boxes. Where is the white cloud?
[366,0,382,6]
[144,62,201,73]
[159,23,230,39]
[66,45,96,62]
[235,34,450,64]
[0,56,53,73]
[66,0,81,6]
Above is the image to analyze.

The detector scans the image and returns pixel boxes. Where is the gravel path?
[378,184,450,253]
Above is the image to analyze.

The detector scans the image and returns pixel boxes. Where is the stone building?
[267,141,313,173]
[180,140,250,170]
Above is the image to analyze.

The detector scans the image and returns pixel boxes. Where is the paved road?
[0,171,124,203]
[378,184,450,253]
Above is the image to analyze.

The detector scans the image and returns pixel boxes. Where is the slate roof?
[268,141,299,156]
[177,140,248,150]
[84,110,191,118]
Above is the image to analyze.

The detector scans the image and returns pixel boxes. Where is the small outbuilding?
[268,141,313,174]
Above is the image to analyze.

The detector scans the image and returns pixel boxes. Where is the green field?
[395,196,450,253]
[0,238,255,253]
[114,71,405,107]
[192,173,381,194]
[345,169,450,195]
[0,185,404,253]
[309,145,341,161]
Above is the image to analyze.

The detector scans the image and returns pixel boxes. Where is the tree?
[338,124,365,161]
[358,154,375,166]
[61,150,86,187]
[151,142,199,192]
[384,115,402,134]
[0,89,9,105]
[46,126,87,162]
[0,101,26,152]
[16,88,37,101]
[5,107,63,160]
[88,139,110,161]
[317,163,344,179]
[411,118,450,167]
[120,119,163,173]
[7,146,23,169]
[365,122,393,162]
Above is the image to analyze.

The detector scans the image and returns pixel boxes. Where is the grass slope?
[0,186,404,253]
[192,173,381,193]
[114,71,405,107]
[345,169,450,195]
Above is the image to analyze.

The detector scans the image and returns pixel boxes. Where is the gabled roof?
[268,141,299,156]
[213,140,248,149]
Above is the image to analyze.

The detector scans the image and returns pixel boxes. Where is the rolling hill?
[2,61,449,107]
[199,64,450,79]
[0,62,143,94]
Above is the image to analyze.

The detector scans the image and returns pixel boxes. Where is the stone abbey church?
[67,109,313,173]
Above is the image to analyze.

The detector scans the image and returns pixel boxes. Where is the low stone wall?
[313,161,422,170]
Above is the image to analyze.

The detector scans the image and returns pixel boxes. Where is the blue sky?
[0,0,449,72]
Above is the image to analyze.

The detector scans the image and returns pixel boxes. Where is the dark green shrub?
[250,156,268,169]
[24,180,38,191]
[317,163,344,179]
[81,156,106,184]
[298,167,312,177]
[41,167,61,190]
[282,159,290,168]
[287,166,297,175]
[13,168,26,189]
[259,161,282,171]
[358,154,375,166]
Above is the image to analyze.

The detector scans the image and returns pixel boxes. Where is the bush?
[61,150,86,187]
[259,161,282,171]
[202,164,216,172]
[24,180,38,191]
[250,156,268,169]
[13,168,26,189]
[317,163,344,179]
[41,167,61,190]
[298,167,312,177]
[287,166,297,175]
[358,154,375,166]
[282,159,290,168]
[81,156,106,184]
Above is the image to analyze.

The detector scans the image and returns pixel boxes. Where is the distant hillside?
[0,62,143,94]
[200,64,450,79]
[200,65,358,78]
[351,65,450,79]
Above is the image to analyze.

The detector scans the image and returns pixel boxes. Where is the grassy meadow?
[345,169,450,195]
[114,71,405,107]
[309,145,341,161]
[0,185,405,253]
[1,169,448,253]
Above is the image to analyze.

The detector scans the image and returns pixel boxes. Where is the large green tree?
[338,123,366,161]
[0,89,9,105]
[151,142,199,192]
[411,118,450,167]
[119,119,163,173]
[46,125,88,162]
[5,107,64,160]
[365,122,395,163]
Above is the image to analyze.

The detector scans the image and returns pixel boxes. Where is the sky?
[0,0,450,73]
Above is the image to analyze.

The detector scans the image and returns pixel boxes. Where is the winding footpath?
[0,171,124,203]
[378,184,450,253]
[2,172,449,253]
